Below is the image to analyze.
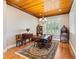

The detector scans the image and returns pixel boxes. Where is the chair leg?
[16,41,21,47]
[19,41,20,47]
[16,41,18,47]
[24,39,26,44]
[23,39,26,45]
[21,40,23,46]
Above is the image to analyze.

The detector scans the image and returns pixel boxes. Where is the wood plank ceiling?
[6,0,73,18]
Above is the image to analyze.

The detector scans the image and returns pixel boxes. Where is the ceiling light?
[40,14,42,16]
[58,9,62,11]
[39,13,47,24]
[39,18,42,21]
[15,0,20,2]
[44,18,47,21]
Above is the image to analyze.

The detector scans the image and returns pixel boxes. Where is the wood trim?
[3,44,16,53]
[69,41,76,56]
[68,0,74,12]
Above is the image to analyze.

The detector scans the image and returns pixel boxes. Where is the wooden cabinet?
[60,25,69,43]
[36,25,43,36]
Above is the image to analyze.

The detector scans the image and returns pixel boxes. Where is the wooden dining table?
[32,34,52,48]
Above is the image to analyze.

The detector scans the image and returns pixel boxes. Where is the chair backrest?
[48,35,52,43]
[22,33,27,39]
[16,34,22,40]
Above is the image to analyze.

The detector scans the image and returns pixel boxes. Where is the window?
[46,20,60,35]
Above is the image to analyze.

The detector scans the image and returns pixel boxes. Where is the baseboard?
[69,41,76,55]
[3,48,7,53]
[53,38,60,41]
[3,44,16,53]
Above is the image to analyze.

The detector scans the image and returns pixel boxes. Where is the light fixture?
[39,13,47,23]
[15,0,20,2]
[44,18,47,21]
[39,18,42,21]
[58,9,62,12]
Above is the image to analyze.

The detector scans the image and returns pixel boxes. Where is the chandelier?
[39,13,47,23]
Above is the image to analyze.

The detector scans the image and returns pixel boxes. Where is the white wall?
[69,0,76,53]
[42,14,69,34]
[3,1,7,51]
[4,3,38,50]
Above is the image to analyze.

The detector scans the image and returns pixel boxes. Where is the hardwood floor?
[54,42,75,59]
[3,42,75,59]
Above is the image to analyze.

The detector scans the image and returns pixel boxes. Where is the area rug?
[15,40,59,59]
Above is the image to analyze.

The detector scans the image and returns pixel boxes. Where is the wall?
[39,14,69,40]
[69,0,76,53]
[43,14,69,35]
[3,3,38,50]
[3,1,7,51]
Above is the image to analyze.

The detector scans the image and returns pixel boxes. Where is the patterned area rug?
[15,40,59,59]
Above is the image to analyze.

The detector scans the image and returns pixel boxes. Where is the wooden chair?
[22,33,27,45]
[16,34,22,47]
[35,35,52,49]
